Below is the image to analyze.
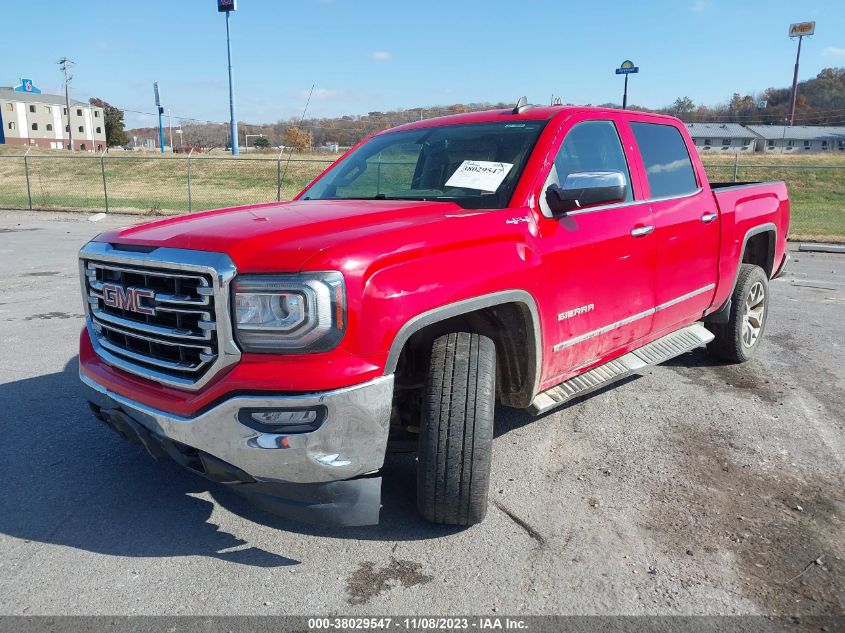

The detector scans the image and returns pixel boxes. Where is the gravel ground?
[0,210,842,617]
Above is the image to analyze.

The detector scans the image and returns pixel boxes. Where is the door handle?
[630,225,654,237]
[701,212,718,223]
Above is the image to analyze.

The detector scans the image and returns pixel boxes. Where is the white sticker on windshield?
[445,160,514,192]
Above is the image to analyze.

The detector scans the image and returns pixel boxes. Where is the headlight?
[232,272,345,353]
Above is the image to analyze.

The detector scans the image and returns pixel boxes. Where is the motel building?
[685,123,758,153]
[0,78,106,151]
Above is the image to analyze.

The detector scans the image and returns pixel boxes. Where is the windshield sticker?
[445,160,514,192]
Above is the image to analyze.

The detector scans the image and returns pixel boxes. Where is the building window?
[65,125,70,132]
[822,140,828,148]
[8,122,15,130]
[722,138,731,146]
[804,140,811,148]
[78,126,84,133]
[96,127,102,134]
[767,140,775,147]
[743,138,751,145]
[46,124,53,131]
[76,108,83,116]
[839,141,845,150]
[94,111,100,118]
[45,106,51,114]
[787,140,794,147]
[704,138,712,146]
[80,144,86,150]
[63,107,67,115]
[29,105,36,113]
[31,123,38,131]
[5,103,13,111]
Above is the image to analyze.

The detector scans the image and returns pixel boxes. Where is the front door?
[536,117,657,384]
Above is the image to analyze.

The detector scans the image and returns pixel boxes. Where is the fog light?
[238,407,324,434]
[250,410,317,426]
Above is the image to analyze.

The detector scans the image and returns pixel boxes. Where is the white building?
[745,125,845,153]
[685,123,757,152]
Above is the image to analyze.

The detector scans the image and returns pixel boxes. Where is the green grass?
[0,147,843,241]
[701,154,845,242]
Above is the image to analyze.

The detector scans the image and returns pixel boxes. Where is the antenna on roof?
[512,96,531,114]
[552,96,562,106]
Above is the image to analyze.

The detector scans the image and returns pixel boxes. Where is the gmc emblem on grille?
[101,283,156,316]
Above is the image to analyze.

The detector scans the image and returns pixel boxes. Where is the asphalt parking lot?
[0,210,842,617]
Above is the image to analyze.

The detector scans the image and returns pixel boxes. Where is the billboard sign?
[615,60,639,75]
[14,78,41,94]
[789,21,815,37]
[217,0,237,12]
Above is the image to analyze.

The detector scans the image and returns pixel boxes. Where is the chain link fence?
[0,151,334,215]
[0,151,842,239]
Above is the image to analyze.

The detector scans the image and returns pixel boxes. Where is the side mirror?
[546,171,628,215]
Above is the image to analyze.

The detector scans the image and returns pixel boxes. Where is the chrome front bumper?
[81,371,394,484]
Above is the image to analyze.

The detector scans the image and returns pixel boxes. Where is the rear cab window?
[630,122,699,199]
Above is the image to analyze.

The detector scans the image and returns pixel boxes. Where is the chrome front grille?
[80,242,240,390]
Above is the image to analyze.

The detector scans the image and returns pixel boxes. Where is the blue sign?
[615,66,639,75]
[14,78,41,94]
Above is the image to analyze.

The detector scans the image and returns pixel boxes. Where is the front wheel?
[417,332,496,526]
[706,263,770,363]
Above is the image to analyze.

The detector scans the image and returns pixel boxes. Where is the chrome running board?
[528,323,714,415]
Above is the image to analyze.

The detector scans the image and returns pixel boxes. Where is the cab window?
[540,120,633,216]
[630,122,698,198]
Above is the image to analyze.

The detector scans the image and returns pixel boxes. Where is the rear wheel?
[706,263,769,363]
[417,332,495,525]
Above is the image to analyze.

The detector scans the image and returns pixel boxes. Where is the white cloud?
[299,88,337,99]
[822,46,845,58]
[370,51,392,61]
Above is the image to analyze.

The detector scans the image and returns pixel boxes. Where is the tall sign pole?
[615,60,639,109]
[154,82,165,154]
[788,21,815,126]
[219,0,239,155]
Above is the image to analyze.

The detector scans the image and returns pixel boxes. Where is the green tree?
[89,97,129,147]
[252,136,270,149]
[671,96,695,116]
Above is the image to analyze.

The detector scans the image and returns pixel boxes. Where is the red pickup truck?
[79,104,789,526]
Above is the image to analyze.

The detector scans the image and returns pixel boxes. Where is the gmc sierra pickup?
[79,103,789,526]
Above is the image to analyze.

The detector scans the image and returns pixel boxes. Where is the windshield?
[301,121,547,209]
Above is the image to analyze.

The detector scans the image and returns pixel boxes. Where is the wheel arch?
[740,223,777,279]
[384,290,542,408]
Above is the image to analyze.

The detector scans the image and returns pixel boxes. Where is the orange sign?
[789,21,815,37]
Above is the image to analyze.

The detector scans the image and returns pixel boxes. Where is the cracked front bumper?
[81,371,394,525]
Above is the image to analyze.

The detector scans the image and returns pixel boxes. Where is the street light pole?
[225,9,239,156]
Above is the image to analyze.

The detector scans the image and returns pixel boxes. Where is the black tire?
[417,332,495,525]
[706,264,770,363]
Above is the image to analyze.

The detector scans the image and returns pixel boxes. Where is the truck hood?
[93,199,471,272]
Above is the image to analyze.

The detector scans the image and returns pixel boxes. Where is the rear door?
[535,115,657,381]
[629,121,720,334]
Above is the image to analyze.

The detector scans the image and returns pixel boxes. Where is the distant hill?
[125,67,845,150]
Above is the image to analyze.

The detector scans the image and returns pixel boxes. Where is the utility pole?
[788,21,815,126]
[58,57,74,151]
[168,109,174,153]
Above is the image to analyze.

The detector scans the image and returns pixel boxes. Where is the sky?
[3,0,844,129]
